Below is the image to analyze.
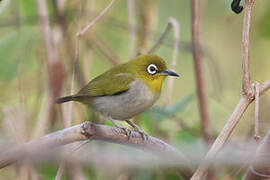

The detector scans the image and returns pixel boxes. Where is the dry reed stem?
[191,0,211,145]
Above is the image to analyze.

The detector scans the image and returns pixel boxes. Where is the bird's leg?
[125,120,148,141]
[108,117,131,137]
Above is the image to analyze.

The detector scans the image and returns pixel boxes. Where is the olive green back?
[76,64,134,97]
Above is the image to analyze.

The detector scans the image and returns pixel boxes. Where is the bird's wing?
[76,72,134,97]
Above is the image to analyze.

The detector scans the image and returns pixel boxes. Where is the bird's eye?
[147,64,158,75]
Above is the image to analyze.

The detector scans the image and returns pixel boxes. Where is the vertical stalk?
[191,0,211,144]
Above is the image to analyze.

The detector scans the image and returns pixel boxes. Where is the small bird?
[56,54,179,138]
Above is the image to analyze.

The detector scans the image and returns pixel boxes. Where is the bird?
[56,54,179,139]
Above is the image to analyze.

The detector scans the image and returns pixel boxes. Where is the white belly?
[90,79,160,120]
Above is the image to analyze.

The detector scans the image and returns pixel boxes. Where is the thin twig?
[85,34,120,65]
[148,23,172,53]
[259,80,270,97]
[0,122,193,179]
[191,0,211,145]
[127,0,136,58]
[77,0,117,37]
[165,17,180,105]
[254,82,260,140]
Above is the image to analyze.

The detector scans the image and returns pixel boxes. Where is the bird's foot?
[112,123,132,138]
[108,117,132,139]
[121,127,132,138]
[133,127,148,141]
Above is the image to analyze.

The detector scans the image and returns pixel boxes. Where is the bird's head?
[129,54,179,93]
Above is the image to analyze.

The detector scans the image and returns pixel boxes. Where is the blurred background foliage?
[0,0,270,179]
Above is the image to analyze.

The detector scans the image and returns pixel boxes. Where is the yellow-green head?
[126,54,179,93]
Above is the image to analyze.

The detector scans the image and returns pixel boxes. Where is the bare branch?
[191,0,211,144]
[77,0,117,37]
[259,79,270,95]
[165,17,180,105]
[0,122,193,179]
[191,97,251,179]
[241,0,254,96]
[191,79,270,179]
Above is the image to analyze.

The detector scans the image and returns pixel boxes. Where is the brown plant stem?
[191,0,211,145]
[34,0,65,138]
[242,0,254,96]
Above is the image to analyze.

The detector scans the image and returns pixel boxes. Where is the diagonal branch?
[147,22,172,54]
[77,0,117,37]
[191,81,270,179]
[0,122,193,179]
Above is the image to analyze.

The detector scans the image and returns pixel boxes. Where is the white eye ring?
[147,64,158,75]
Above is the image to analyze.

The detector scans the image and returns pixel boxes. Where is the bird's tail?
[55,95,74,104]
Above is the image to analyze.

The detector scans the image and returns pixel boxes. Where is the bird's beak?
[160,69,180,77]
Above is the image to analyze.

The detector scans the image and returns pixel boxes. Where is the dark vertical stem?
[191,1,215,178]
[191,0,211,144]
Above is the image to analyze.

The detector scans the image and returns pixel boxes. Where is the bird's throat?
[142,76,165,94]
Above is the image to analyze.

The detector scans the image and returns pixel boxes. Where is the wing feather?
[76,72,134,97]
